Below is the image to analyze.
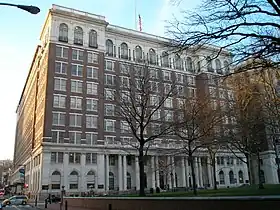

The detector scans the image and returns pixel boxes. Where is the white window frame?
[151,109,161,120]
[71,64,83,77]
[70,96,83,110]
[105,136,116,144]
[104,88,115,100]
[69,131,82,144]
[150,68,158,79]
[176,85,184,96]
[150,81,159,92]
[86,98,98,111]
[71,80,83,93]
[52,112,66,126]
[55,61,67,74]
[86,66,98,79]
[104,104,115,116]
[51,129,65,143]
[120,121,130,133]
[120,76,130,88]
[53,94,66,108]
[150,95,160,106]
[188,88,196,97]
[105,60,115,71]
[104,74,116,86]
[164,83,172,94]
[88,51,98,63]
[164,110,173,121]
[86,115,98,128]
[86,82,98,95]
[72,49,84,61]
[163,71,171,81]
[164,97,173,108]
[56,46,68,58]
[176,73,184,83]
[69,113,82,127]
[54,77,67,91]
[85,132,98,145]
[120,63,129,74]
[104,119,116,132]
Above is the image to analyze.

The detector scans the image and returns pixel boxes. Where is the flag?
[138,14,142,32]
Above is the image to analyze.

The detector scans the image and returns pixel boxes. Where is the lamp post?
[0,2,40,14]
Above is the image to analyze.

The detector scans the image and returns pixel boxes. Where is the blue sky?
[0,0,198,160]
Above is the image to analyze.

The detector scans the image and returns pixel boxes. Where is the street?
[3,205,40,210]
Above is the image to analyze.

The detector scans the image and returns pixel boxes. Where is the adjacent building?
[11,5,249,198]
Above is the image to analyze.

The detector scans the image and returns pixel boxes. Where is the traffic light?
[19,168,25,178]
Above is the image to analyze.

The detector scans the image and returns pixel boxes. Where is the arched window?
[161,51,169,67]
[215,59,222,74]
[51,171,61,190]
[121,43,128,59]
[127,172,132,189]
[69,171,79,189]
[109,172,114,190]
[74,26,83,45]
[206,56,213,72]
[135,45,142,62]
[224,61,230,74]
[174,54,182,70]
[260,170,266,184]
[89,30,97,48]
[59,23,68,42]
[238,170,244,183]
[149,48,156,65]
[219,170,225,185]
[186,57,193,72]
[229,170,235,184]
[106,39,114,56]
[86,170,95,189]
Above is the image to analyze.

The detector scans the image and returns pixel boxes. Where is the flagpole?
[134,0,137,30]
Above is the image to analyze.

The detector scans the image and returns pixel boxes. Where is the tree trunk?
[273,139,280,183]
[138,145,146,196]
[257,152,264,189]
[212,158,217,190]
[245,154,253,185]
[189,155,197,196]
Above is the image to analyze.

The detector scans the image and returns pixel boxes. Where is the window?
[106,39,114,56]
[74,26,83,45]
[120,76,130,88]
[50,152,64,163]
[121,121,130,133]
[88,52,98,63]
[71,80,83,93]
[70,96,82,109]
[207,56,213,72]
[164,83,172,94]
[54,78,67,91]
[227,156,234,165]
[69,113,82,127]
[52,112,65,126]
[105,74,116,86]
[69,170,79,189]
[69,131,82,144]
[86,82,98,95]
[176,73,184,83]
[86,153,97,164]
[120,63,129,74]
[209,87,217,97]
[215,59,222,74]
[149,48,157,65]
[150,81,159,92]
[152,123,161,134]
[176,85,184,96]
[150,68,158,79]
[164,97,173,108]
[174,54,182,70]
[151,110,161,120]
[89,30,97,48]
[186,57,193,72]
[53,95,66,108]
[150,95,160,106]
[58,23,68,42]
[163,71,171,81]
[165,110,173,121]
[135,45,142,61]
[105,136,116,144]
[104,104,115,116]
[219,171,225,185]
[69,153,81,164]
[161,51,169,68]
[105,60,114,71]
[85,133,98,145]
[177,98,185,108]
[72,49,84,61]
[86,115,98,128]
[188,88,196,97]
[229,171,235,184]
[55,61,67,74]
[104,120,115,132]
[56,46,68,58]
[52,130,65,143]
[121,91,130,102]
[219,88,226,99]
[87,66,98,79]
[71,64,83,77]
[187,76,195,85]
[120,42,128,59]
[104,89,115,100]
[86,98,98,111]
[135,66,144,76]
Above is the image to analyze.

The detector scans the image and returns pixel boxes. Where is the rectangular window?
[209,87,217,97]
[85,132,98,145]
[69,131,82,144]
[86,66,98,79]
[71,64,83,77]
[164,83,172,94]
[187,76,195,85]
[176,85,184,96]
[150,95,160,106]
[219,88,226,99]
[70,96,82,110]
[85,153,97,164]
[163,71,171,81]
[104,120,116,132]
[51,130,65,143]
[53,94,66,108]
[120,76,130,88]
[86,82,98,95]
[86,115,98,128]
[69,113,82,127]
[104,104,115,116]
[104,74,116,86]
[105,60,114,71]
[55,61,67,74]
[86,98,98,111]
[71,80,83,93]
[104,89,115,100]
[150,68,158,79]
[72,49,84,61]
[57,152,64,163]
[150,81,159,92]
[52,112,65,126]
[54,78,67,91]
[51,152,57,163]
[120,63,129,74]
[151,110,161,120]
[69,152,81,164]
[176,73,184,83]
[121,121,130,133]
[88,52,99,63]
[105,136,116,145]
[188,88,196,97]
[164,97,173,108]
[56,46,68,58]
[165,110,173,121]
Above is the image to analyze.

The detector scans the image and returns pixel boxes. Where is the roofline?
[16,45,41,113]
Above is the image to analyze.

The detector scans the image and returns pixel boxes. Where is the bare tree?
[109,63,176,196]
[168,0,280,70]
[175,97,223,195]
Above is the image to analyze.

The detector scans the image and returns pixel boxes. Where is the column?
[194,157,199,187]
[207,157,212,187]
[105,155,109,191]
[198,157,203,187]
[135,156,140,190]
[123,155,127,190]
[167,156,172,188]
[63,153,69,190]
[155,156,160,188]
[118,155,123,191]
[171,157,176,188]
[185,158,190,187]
[80,154,86,192]
[151,156,156,189]
[181,157,186,187]
[97,154,105,190]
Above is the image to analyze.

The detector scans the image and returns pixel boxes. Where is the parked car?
[1,195,28,206]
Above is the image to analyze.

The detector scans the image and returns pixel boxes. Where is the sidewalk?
[34,203,60,210]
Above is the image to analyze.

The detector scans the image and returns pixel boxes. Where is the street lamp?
[0,3,40,14]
